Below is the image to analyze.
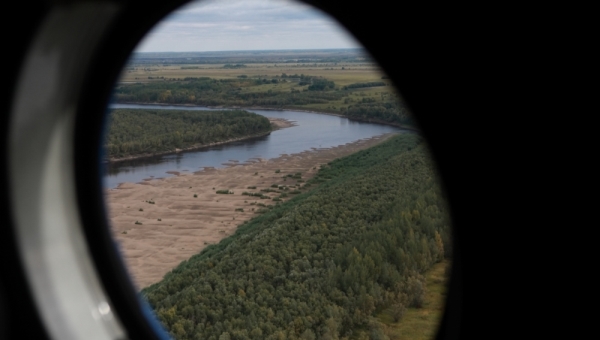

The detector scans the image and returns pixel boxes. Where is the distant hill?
[128,48,371,65]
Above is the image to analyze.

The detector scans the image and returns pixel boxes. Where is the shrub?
[247,186,256,189]
[407,275,426,308]
[216,190,233,194]
[135,221,142,225]
[139,208,143,211]
[275,169,280,173]
[122,231,127,234]
[271,184,279,188]
[157,218,161,221]
[242,192,264,198]
[260,188,278,193]
[235,208,244,212]
[392,303,406,322]
[193,194,197,197]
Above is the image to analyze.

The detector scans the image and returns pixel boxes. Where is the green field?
[361,260,450,340]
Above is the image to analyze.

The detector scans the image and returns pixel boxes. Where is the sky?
[134,0,361,52]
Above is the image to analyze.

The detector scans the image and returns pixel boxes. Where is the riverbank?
[105,132,398,289]
[114,101,420,132]
[106,117,296,163]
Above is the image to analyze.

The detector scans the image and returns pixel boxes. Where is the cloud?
[134,0,360,52]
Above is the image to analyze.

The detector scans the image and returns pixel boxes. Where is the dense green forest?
[112,77,414,127]
[113,77,345,106]
[105,109,272,159]
[344,100,412,127]
[342,82,386,90]
[142,134,451,339]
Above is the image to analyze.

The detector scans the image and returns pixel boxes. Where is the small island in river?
[105,108,288,163]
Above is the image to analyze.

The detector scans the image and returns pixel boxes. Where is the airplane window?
[100,0,453,339]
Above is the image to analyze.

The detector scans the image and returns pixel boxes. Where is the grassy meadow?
[368,260,450,340]
[119,62,386,86]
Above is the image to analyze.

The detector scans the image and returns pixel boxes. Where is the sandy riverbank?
[105,132,398,289]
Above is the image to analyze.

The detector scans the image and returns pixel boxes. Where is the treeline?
[105,109,272,159]
[142,134,451,339]
[223,64,246,69]
[308,78,335,91]
[342,81,386,89]
[113,78,346,107]
[343,100,414,126]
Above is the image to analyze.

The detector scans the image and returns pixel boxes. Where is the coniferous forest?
[141,134,451,339]
[104,109,272,159]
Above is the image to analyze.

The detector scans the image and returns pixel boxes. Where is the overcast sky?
[134,0,361,52]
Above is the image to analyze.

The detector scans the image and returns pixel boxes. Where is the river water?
[103,104,403,188]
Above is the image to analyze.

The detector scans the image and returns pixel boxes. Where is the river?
[103,104,403,188]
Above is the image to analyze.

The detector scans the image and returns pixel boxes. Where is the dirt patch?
[269,117,297,130]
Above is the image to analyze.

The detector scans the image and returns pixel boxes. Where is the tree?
[407,275,426,308]
[300,329,316,340]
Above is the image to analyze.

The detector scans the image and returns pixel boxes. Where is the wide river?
[103,104,403,188]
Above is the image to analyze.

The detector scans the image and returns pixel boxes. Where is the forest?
[104,108,272,159]
[112,77,413,127]
[141,134,451,339]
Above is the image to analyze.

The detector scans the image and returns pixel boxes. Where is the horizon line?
[133,47,364,54]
